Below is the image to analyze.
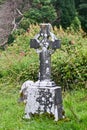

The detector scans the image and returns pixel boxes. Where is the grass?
[0,82,87,130]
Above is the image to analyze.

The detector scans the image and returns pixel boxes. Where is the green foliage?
[74,0,87,32]
[52,44,87,90]
[13,29,25,36]
[79,3,87,9]
[23,0,57,24]
[79,15,87,32]
[61,0,76,28]
[0,25,87,90]
[51,26,87,90]
[12,0,87,32]
[0,32,39,84]
[70,16,81,31]
[19,18,30,30]
[24,8,42,23]
[7,34,15,44]
[32,0,51,5]
[40,5,57,23]
[79,2,87,32]
[52,0,76,28]
[7,29,25,44]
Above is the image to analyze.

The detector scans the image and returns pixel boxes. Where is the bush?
[24,1,57,24]
[24,8,42,23]
[70,16,81,31]
[19,18,30,30]
[7,34,15,44]
[7,29,25,44]
[52,36,87,90]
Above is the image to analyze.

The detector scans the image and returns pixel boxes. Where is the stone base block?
[24,86,63,121]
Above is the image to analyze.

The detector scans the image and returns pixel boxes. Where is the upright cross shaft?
[40,48,51,81]
[30,23,61,84]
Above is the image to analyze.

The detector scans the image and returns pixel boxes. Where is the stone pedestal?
[24,85,63,121]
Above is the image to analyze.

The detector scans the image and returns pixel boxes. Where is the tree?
[52,0,76,28]
[24,0,57,24]
[74,0,87,32]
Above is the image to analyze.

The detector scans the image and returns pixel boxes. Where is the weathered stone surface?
[20,82,63,121]
[30,23,61,82]
[20,24,64,121]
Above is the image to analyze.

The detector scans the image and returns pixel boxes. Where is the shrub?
[52,40,87,90]
[24,0,57,24]
[52,0,76,28]
[7,34,15,44]
[19,18,30,30]
[70,16,81,31]
[7,29,25,44]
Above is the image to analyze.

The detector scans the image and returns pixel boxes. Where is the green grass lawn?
[0,82,87,130]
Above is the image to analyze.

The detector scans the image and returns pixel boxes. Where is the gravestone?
[20,23,64,121]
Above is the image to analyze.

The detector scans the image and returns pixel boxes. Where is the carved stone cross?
[20,24,64,121]
[30,23,61,86]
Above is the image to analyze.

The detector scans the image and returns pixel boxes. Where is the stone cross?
[30,23,61,87]
[20,23,64,121]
